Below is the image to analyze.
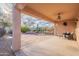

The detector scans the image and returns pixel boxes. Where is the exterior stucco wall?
[54,21,76,36]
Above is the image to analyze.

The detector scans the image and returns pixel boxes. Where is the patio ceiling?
[16,3,79,23]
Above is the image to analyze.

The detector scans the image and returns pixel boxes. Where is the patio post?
[75,18,79,45]
[12,6,21,51]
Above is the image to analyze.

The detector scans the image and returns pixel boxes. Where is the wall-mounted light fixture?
[63,22,67,26]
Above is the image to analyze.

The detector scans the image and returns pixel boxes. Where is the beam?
[22,6,55,23]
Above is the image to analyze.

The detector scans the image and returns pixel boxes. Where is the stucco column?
[12,6,21,51]
[75,18,79,45]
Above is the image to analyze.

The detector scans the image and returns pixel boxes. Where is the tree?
[0,19,11,28]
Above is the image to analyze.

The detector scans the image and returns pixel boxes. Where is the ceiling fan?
[57,12,63,20]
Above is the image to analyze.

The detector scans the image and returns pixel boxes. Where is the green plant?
[21,25,30,33]
[0,19,11,28]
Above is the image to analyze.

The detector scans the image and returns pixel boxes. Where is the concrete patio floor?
[15,34,79,56]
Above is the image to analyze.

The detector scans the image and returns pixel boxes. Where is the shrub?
[0,28,6,37]
[21,25,30,33]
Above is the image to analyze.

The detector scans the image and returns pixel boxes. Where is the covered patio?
[12,4,79,55]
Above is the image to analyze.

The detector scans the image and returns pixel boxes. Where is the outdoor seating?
[63,32,76,41]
